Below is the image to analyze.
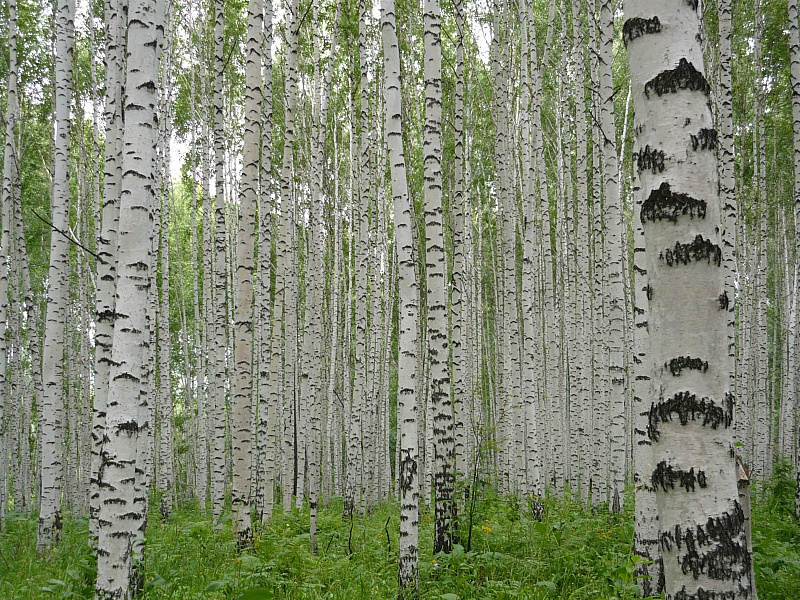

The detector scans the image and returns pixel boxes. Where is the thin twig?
[384,516,391,554]
[324,532,336,555]
[31,209,106,264]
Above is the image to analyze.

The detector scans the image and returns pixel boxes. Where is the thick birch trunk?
[231,0,263,547]
[623,1,756,597]
[94,0,159,593]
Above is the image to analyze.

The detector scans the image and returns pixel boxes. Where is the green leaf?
[439,594,460,600]
[145,574,167,590]
[533,521,548,536]
[205,580,227,591]
[536,580,557,595]
[238,589,275,600]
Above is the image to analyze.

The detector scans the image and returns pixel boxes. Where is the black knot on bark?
[641,182,706,224]
[644,58,710,99]
[660,235,721,267]
[622,16,661,47]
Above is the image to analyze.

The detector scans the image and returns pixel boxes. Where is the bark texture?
[623,1,755,598]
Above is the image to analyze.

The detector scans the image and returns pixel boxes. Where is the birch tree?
[382,0,419,586]
[94,0,159,592]
[598,0,626,512]
[424,0,456,553]
[0,0,17,529]
[210,0,229,519]
[789,0,800,517]
[38,0,76,552]
[255,0,274,524]
[623,0,756,597]
[231,0,263,547]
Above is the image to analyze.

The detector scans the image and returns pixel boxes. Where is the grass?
[1,476,798,599]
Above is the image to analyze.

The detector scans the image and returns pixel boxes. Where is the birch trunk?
[277,0,300,513]
[718,0,736,426]
[38,0,76,552]
[632,81,662,597]
[598,0,626,512]
[211,0,228,520]
[231,0,263,547]
[94,0,159,592]
[156,136,174,519]
[623,1,756,596]
[789,0,800,517]
[257,0,275,525]
[382,0,419,585]
[451,0,466,488]
[424,0,455,552]
[0,0,18,529]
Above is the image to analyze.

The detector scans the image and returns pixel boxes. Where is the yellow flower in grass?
[481,525,492,534]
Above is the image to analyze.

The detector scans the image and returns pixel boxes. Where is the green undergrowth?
[1,478,798,599]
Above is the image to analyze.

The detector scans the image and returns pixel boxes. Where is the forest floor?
[1,469,798,599]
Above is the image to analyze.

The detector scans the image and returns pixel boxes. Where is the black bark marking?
[665,356,709,377]
[117,420,139,435]
[674,587,738,599]
[635,144,665,174]
[647,392,734,442]
[399,452,417,492]
[690,128,718,151]
[651,461,708,492]
[718,292,729,310]
[622,16,661,47]
[659,503,750,586]
[644,58,710,99]
[660,235,721,267]
[641,183,707,224]
[645,284,653,301]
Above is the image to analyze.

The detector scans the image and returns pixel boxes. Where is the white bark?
[256,0,275,525]
[38,0,76,551]
[0,0,18,529]
[789,0,800,517]
[598,0,626,512]
[718,0,736,424]
[94,0,159,593]
[382,0,419,584]
[623,1,756,597]
[425,0,455,552]
[277,0,300,513]
[231,0,262,546]
[210,0,228,520]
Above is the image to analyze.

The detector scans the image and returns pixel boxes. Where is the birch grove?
[7,0,800,598]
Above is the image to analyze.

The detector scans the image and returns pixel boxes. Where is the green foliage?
[4,487,797,599]
[751,461,800,599]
